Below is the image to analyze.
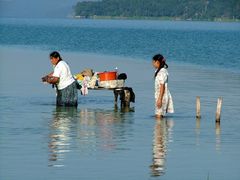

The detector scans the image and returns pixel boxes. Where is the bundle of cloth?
[74,68,128,95]
[74,69,98,95]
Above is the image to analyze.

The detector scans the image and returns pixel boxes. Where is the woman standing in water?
[42,51,78,107]
[152,54,174,118]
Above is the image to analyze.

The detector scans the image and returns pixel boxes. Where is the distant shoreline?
[73,15,240,23]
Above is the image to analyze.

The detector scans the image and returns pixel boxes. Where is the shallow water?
[1,18,240,179]
[1,47,240,179]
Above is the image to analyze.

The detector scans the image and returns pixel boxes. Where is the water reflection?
[77,107,134,152]
[195,118,201,146]
[48,106,134,167]
[150,118,174,177]
[215,122,221,152]
[48,106,78,167]
[194,119,222,152]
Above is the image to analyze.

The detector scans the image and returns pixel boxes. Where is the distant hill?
[74,0,240,21]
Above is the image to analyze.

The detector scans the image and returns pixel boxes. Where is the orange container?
[98,71,117,81]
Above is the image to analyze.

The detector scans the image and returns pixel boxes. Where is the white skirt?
[155,90,174,116]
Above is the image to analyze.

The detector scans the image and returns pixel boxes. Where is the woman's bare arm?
[157,84,165,108]
[42,72,59,84]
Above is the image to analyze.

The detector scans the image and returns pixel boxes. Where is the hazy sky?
[0,0,89,18]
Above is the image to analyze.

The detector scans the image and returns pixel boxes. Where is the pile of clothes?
[74,69,97,95]
[74,68,127,96]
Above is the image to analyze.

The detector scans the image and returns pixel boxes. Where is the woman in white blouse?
[42,51,78,107]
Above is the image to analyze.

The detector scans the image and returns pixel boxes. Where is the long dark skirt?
[56,82,78,107]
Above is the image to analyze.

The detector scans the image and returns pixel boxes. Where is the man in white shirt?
[42,51,78,106]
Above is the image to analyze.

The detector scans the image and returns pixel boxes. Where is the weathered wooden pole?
[196,96,201,118]
[215,97,223,122]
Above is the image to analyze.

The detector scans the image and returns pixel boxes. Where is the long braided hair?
[153,54,168,78]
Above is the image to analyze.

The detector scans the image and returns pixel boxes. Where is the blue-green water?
[0,18,240,180]
[0,18,240,71]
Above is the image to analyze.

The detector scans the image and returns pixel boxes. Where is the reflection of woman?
[150,119,174,177]
[48,106,77,167]
[42,51,78,107]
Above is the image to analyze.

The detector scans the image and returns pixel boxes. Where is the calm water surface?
[0,18,240,71]
[0,19,240,180]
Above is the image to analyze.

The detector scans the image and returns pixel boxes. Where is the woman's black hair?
[50,51,62,61]
[153,54,168,78]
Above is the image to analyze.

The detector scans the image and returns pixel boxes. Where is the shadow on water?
[150,118,174,177]
[48,106,135,167]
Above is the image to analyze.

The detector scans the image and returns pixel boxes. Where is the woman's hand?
[41,72,54,82]
[47,76,59,84]
[41,75,48,82]
[41,75,59,84]
[156,98,162,109]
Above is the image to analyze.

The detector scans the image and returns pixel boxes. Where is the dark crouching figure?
[42,51,78,107]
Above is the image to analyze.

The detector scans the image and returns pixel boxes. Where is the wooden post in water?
[216,97,223,122]
[196,96,201,119]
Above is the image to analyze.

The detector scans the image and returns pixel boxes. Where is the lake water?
[1,18,240,71]
[0,18,240,180]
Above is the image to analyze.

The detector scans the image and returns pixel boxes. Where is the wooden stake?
[216,97,223,122]
[196,96,201,118]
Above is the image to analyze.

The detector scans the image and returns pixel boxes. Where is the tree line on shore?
[74,0,240,21]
